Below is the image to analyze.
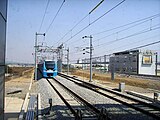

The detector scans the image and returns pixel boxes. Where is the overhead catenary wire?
[70,34,160,56]
[70,25,160,59]
[94,16,160,42]
[70,23,160,56]
[45,0,65,34]
[63,0,126,44]
[94,24,160,48]
[58,1,160,63]
[69,15,160,47]
[38,0,50,32]
[92,13,160,35]
[56,0,105,45]
[57,14,89,43]
[70,24,160,62]
[129,40,160,51]
[90,40,160,61]
[89,0,104,14]
[94,34,160,56]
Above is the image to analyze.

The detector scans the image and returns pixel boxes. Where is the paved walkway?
[4,97,23,120]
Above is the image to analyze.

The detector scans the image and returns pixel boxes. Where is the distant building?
[109,49,157,75]
[70,63,82,69]
[77,59,82,64]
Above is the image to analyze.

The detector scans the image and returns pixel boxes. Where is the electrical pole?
[155,52,158,76]
[90,35,93,82]
[67,48,69,75]
[35,32,45,80]
[35,32,37,80]
[57,44,63,72]
[82,35,93,82]
[104,55,106,72]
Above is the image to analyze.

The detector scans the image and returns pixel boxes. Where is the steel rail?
[59,73,160,108]
[58,73,160,119]
[46,78,77,116]
[46,78,110,119]
[51,78,101,115]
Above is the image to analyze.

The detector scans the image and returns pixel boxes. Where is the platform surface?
[4,97,23,120]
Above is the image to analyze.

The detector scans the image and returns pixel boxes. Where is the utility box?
[119,82,125,92]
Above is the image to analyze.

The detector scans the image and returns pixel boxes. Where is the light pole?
[35,32,45,80]
[67,48,69,75]
[82,35,93,82]
[129,52,133,76]
[155,52,158,76]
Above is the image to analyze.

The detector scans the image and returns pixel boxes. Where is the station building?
[109,49,157,75]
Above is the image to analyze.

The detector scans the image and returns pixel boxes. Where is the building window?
[133,60,136,62]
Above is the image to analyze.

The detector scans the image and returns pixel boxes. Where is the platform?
[4,97,24,120]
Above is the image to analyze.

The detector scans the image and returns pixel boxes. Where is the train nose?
[47,73,53,77]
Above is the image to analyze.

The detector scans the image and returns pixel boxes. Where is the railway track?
[58,73,160,120]
[46,78,110,120]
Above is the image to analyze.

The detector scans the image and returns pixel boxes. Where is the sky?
[6,0,160,63]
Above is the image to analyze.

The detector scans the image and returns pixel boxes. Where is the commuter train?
[38,60,57,78]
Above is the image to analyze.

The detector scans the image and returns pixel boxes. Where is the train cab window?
[45,61,55,70]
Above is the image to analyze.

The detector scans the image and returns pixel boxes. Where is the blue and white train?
[38,60,57,78]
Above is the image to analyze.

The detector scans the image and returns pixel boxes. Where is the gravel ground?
[55,75,155,120]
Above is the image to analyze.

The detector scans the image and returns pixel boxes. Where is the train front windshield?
[45,61,55,70]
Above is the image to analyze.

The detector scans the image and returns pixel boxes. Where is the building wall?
[138,50,156,75]
[0,0,7,119]
[109,53,138,74]
[109,50,156,75]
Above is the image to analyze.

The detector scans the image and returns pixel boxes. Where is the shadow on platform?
[4,112,19,120]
